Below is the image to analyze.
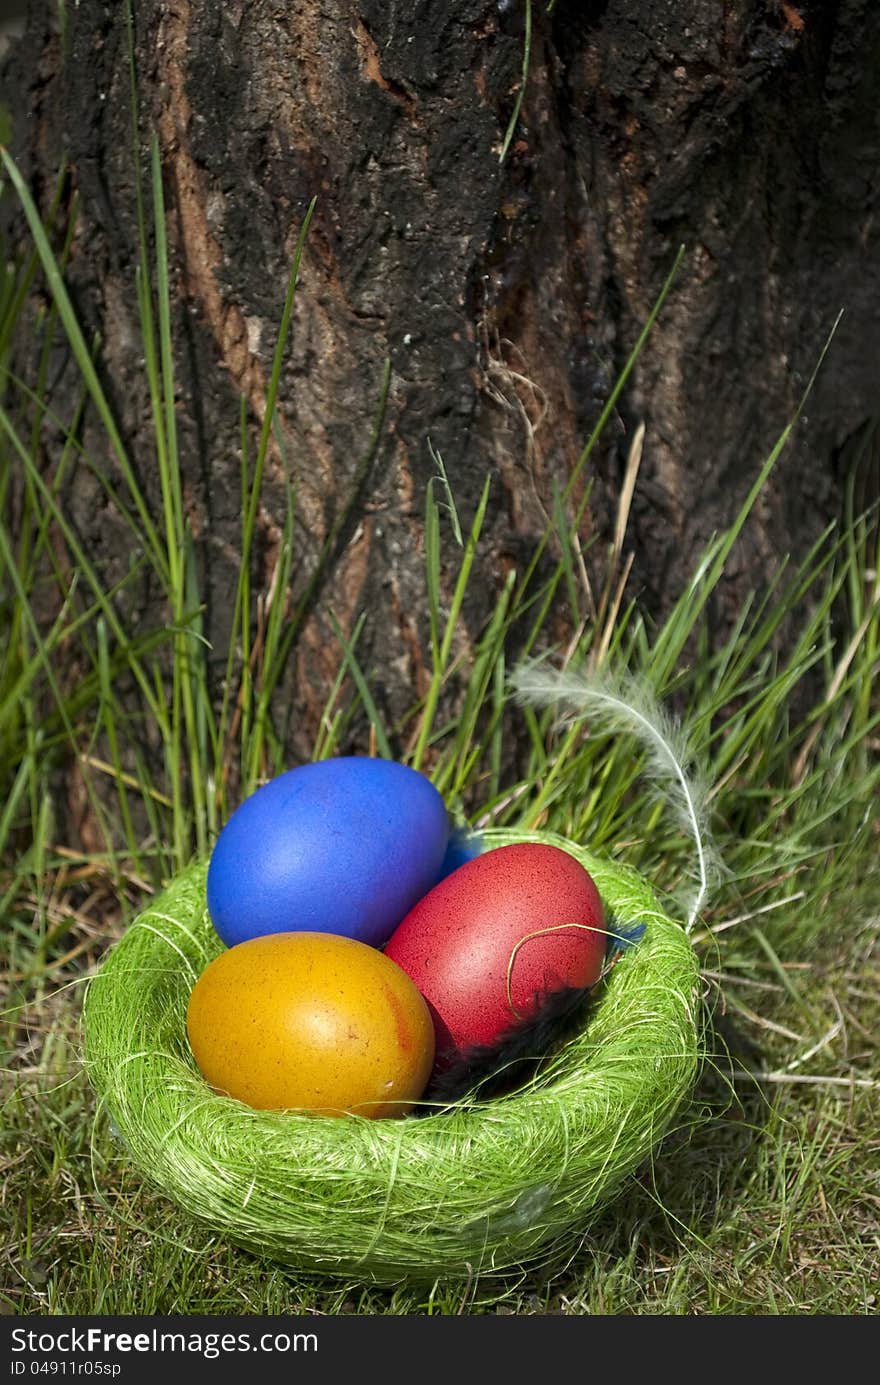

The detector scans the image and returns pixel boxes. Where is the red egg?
[383,842,606,1064]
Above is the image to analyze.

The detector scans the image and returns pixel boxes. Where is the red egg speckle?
[384,842,606,1063]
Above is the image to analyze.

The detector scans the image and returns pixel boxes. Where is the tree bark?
[3,0,879,758]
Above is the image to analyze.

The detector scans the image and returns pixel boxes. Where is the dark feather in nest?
[417,982,595,1111]
[415,916,646,1114]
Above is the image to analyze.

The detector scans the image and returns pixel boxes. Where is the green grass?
[1,136,879,1314]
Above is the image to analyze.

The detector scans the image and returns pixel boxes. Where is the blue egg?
[206,757,449,949]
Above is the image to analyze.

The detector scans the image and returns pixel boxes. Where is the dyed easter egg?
[384,842,606,1063]
[206,757,449,949]
[186,931,436,1116]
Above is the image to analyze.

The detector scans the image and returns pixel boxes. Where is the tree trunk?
[4,0,879,758]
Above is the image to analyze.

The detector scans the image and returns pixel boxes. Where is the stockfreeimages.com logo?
[10,1327,317,1361]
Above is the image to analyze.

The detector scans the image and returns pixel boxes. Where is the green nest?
[83,828,703,1284]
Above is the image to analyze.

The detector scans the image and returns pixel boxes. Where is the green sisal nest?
[82,827,703,1284]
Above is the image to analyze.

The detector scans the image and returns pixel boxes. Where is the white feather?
[509,660,721,931]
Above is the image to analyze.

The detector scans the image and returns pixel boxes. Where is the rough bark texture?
[3,0,879,759]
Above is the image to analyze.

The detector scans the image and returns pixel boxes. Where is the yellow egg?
[185,931,435,1117]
